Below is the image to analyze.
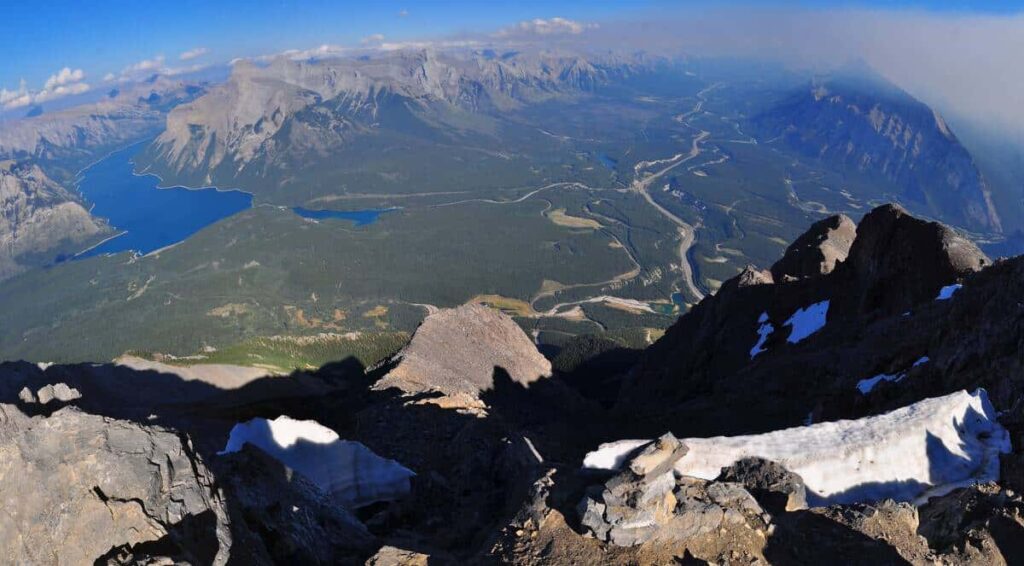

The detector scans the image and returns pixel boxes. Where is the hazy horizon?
[3,2,1023,140]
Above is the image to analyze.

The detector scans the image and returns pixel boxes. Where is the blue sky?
[2,0,1023,110]
[1,1,634,89]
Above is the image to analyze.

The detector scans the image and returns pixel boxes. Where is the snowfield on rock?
[585,390,1010,506]
[749,312,773,359]
[220,415,415,508]
[936,283,963,300]
[857,356,930,394]
[784,299,829,343]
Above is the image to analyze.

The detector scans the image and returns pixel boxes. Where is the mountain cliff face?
[753,76,1002,233]
[0,78,206,172]
[0,78,208,281]
[0,162,106,279]
[136,50,626,193]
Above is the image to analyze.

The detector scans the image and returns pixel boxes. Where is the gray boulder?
[0,404,232,565]
[578,433,771,547]
[579,433,686,545]
[212,445,375,564]
[375,304,552,398]
[716,457,808,512]
[771,214,856,281]
[35,382,82,405]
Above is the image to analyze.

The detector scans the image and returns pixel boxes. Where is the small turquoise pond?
[292,207,395,226]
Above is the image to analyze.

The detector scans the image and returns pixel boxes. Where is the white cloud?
[1,82,32,108]
[2,69,91,110]
[43,67,85,90]
[361,34,386,45]
[0,80,29,107]
[179,47,209,61]
[34,81,90,103]
[124,55,166,74]
[378,39,479,51]
[398,9,408,17]
[108,55,169,82]
[496,17,599,38]
[103,72,116,82]
[246,44,351,63]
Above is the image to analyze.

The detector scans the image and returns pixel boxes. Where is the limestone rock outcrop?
[771,214,856,281]
[375,303,552,397]
[0,404,232,565]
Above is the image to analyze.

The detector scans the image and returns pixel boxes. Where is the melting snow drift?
[220,415,415,508]
[584,389,1009,506]
[784,300,829,343]
[936,284,963,300]
[857,356,930,395]
[749,312,774,359]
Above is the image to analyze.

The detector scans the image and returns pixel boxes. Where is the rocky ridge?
[0,160,106,279]
[136,49,642,190]
[2,204,1024,563]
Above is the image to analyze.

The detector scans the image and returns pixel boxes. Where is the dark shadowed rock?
[834,203,989,318]
[717,457,808,512]
[771,214,856,281]
[213,445,375,564]
[375,304,552,397]
[617,203,1003,438]
[918,484,1024,561]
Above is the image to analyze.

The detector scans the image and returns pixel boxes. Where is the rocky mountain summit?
[376,303,552,398]
[3,203,1024,563]
[0,77,206,167]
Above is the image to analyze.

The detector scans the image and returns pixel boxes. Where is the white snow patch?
[584,389,1010,506]
[857,357,930,395]
[750,312,774,359]
[581,439,651,471]
[857,372,904,394]
[220,416,415,508]
[783,300,829,343]
[936,284,962,300]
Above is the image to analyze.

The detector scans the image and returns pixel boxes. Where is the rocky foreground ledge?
[3,203,1024,564]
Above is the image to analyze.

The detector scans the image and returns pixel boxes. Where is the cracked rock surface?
[0,403,231,565]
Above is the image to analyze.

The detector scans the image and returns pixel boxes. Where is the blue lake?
[77,145,253,257]
[292,207,394,226]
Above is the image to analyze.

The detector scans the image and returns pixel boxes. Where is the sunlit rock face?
[375,303,552,397]
[0,404,232,564]
[0,163,105,280]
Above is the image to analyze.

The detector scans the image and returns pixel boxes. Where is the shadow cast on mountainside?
[0,357,619,562]
[763,509,912,565]
[93,509,221,566]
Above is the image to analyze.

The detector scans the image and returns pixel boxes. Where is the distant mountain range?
[135,50,634,194]
[751,74,1002,233]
